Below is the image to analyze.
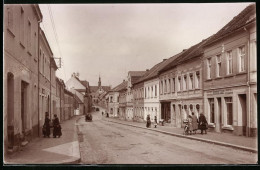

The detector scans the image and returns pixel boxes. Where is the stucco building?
[4,4,43,152]
[202,4,256,137]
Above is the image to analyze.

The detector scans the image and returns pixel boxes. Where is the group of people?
[187,112,208,135]
[42,112,62,138]
[146,115,157,128]
[146,112,208,135]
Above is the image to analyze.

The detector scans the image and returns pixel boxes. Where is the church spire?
[98,74,101,90]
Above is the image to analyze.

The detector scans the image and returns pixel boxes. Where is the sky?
[39,3,253,88]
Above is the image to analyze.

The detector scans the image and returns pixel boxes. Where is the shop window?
[208,98,215,123]
[227,51,233,75]
[216,55,221,77]
[225,97,233,125]
[238,46,245,72]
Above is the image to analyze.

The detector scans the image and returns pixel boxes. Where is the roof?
[111,81,128,92]
[75,89,86,93]
[129,71,147,77]
[74,94,83,104]
[159,37,210,73]
[89,86,111,93]
[204,4,256,46]
[64,89,74,96]
[80,81,89,88]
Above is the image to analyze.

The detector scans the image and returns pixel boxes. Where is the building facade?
[202,4,256,137]
[4,4,43,151]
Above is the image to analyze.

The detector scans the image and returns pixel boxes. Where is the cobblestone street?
[77,110,257,164]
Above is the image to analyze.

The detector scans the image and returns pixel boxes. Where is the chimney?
[146,69,149,71]
[163,59,167,61]
[123,79,125,82]
[183,49,187,52]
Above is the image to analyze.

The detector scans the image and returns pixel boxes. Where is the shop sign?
[207,89,233,96]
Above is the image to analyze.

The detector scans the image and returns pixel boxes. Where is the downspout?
[50,58,52,119]
[38,24,40,137]
[60,82,61,122]
[244,26,251,137]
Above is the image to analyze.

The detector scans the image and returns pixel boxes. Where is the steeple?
[98,74,101,90]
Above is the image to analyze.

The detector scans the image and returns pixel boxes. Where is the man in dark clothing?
[43,113,51,138]
[53,114,62,138]
[198,113,208,134]
[146,114,151,128]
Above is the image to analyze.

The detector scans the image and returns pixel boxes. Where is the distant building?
[202,4,256,137]
[89,76,111,105]
[158,40,206,127]
[65,73,92,114]
[126,71,146,120]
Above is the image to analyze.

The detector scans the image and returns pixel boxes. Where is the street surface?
[77,108,257,164]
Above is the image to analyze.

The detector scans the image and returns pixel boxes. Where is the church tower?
[98,75,101,90]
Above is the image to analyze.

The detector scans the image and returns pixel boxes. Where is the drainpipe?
[50,58,52,119]
[60,82,61,122]
[37,19,42,137]
[244,27,251,137]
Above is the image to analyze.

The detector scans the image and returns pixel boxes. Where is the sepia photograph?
[3,2,257,165]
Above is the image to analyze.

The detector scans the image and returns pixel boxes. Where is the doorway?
[7,73,14,148]
[238,94,247,136]
[217,97,222,132]
[21,81,28,132]
[161,102,171,123]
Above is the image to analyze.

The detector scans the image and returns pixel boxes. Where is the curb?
[105,119,258,154]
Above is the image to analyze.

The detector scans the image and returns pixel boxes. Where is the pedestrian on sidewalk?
[146,114,151,128]
[43,113,51,138]
[188,115,193,135]
[198,113,208,135]
[53,114,62,138]
[191,112,198,134]
[154,115,158,128]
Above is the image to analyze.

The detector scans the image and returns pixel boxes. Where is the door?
[21,81,28,132]
[238,94,247,136]
[7,73,14,148]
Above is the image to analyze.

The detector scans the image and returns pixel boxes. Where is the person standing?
[154,115,158,128]
[146,114,151,128]
[191,112,198,134]
[198,113,208,134]
[53,114,62,138]
[43,113,51,138]
[188,115,193,135]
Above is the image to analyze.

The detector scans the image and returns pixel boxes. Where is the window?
[145,87,147,98]
[164,79,167,94]
[155,85,157,97]
[19,6,25,46]
[216,55,221,77]
[238,46,245,72]
[42,53,45,74]
[27,20,32,53]
[189,73,193,90]
[227,51,233,74]
[207,58,212,79]
[168,79,171,93]
[7,5,14,35]
[160,81,163,94]
[172,78,175,92]
[183,75,187,91]
[208,98,214,123]
[225,97,233,125]
[195,71,200,89]
[177,76,181,91]
[251,41,257,71]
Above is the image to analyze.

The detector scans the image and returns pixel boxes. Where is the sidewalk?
[104,116,258,153]
[4,116,81,164]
